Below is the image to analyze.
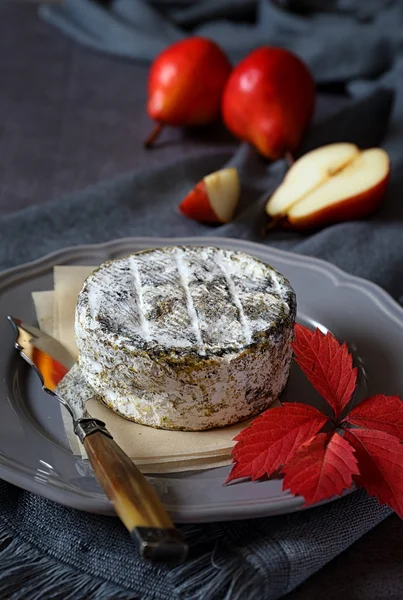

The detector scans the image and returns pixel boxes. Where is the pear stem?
[285,151,295,167]
[260,215,284,238]
[144,123,164,148]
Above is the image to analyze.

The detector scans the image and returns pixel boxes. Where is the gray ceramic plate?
[1,237,403,523]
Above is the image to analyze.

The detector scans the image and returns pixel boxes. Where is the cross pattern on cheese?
[76,246,296,431]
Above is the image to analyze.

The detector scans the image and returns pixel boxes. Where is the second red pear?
[222,47,315,160]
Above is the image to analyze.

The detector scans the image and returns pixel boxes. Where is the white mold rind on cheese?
[75,246,296,431]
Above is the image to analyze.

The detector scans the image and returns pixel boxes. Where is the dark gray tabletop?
[1,4,402,599]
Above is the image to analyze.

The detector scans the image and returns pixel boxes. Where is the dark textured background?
[1,3,403,599]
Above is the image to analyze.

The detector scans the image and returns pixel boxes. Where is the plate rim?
[1,236,403,522]
[2,236,402,328]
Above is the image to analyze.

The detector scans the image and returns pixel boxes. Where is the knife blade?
[8,316,188,564]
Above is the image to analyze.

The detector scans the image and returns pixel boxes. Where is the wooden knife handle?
[83,430,188,564]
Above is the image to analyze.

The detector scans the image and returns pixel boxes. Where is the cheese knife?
[8,316,188,564]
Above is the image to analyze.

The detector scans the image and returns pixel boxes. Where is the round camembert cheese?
[75,246,296,430]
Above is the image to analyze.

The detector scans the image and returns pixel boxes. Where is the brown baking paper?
[33,265,272,472]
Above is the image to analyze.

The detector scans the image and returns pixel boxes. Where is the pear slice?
[286,148,390,229]
[266,143,360,217]
[179,167,240,224]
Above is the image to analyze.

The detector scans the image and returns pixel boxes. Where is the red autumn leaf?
[293,324,357,419]
[282,432,359,505]
[344,394,403,440]
[226,324,403,515]
[227,403,327,483]
[344,428,403,518]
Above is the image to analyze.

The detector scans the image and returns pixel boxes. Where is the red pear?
[222,47,315,160]
[145,37,232,147]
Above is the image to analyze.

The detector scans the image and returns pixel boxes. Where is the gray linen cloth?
[0,1,402,599]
